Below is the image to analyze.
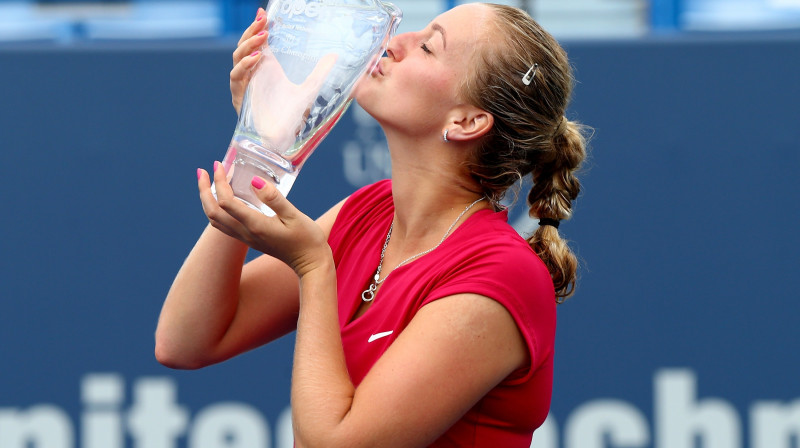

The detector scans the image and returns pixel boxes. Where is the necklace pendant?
[361,196,485,304]
[361,283,377,302]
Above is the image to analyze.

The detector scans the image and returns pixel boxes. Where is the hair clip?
[522,63,539,86]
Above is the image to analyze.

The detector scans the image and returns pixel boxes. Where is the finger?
[235,23,268,65]
[197,167,209,188]
[233,32,268,67]
[211,162,263,223]
[230,52,259,115]
[198,163,224,212]
[197,166,231,226]
[201,162,252,236]
[251,176,297,220]
[197,167,216,213]
[236,8,267,47]
[211,161,236,205]
[230,51,261,83]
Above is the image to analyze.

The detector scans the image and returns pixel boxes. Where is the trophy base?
[212,141,298,217]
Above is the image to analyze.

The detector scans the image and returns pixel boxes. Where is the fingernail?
[251,176,267,190]
[256,15,264,22]
[250,50,260,57]
[257,30,265,36]
[197,168,202,180]
[214,161,221,172]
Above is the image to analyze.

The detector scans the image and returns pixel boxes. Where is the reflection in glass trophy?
[214,0,402,215]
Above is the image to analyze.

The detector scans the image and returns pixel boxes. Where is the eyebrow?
[431,23,447,50]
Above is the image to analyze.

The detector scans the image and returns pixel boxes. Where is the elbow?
[295,437,370,448]
[154,339,207,371]
[294,428,373,448]
[294,434,333,448]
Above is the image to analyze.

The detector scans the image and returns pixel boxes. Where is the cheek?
[399,68,458,107]
[354,65,459,127]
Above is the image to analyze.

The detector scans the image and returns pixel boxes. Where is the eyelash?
[420,43,432,54]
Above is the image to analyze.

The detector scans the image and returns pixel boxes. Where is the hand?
[229,8,338,153]
[197,163,331,277]
[231,8,268,115]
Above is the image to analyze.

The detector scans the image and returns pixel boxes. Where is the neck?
[382,130,487,253]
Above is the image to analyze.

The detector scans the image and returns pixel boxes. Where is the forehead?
[431,3,494,50]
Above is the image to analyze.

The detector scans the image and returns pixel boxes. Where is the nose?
[385,32,414,61]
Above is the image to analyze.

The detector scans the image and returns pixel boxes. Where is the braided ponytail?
[527,118,586,301]
[459,5,589,302]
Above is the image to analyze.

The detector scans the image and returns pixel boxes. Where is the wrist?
[294,246,335,280]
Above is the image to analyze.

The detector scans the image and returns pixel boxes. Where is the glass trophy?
[214,0,402,215]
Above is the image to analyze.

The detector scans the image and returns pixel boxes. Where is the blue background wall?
[1,32,799,447]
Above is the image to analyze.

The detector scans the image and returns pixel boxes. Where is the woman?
[156,3,587,447]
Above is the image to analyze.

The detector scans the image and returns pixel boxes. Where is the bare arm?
[292,283,526,448]
[156,9,345,369]
[154,166,345,369]
[216,180,529,448]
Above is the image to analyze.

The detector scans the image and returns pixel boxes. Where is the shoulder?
[452,209,552,285]
[423,210,557,370]
[426,208,555,314]
[317,180,392,239]
[328,179,393,255]
[333,180,392,226]
[345,179,392,210]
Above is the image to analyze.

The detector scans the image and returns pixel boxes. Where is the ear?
[444,106,494,142]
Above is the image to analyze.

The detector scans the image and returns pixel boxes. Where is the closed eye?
[420,43,433,54]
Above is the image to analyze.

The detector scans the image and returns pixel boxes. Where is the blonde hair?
[460,4,588,302]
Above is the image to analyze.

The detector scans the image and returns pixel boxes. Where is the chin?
[354,84,404,129]
[354,90,378,118]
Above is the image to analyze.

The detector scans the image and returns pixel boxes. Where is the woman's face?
[355,3,493,136]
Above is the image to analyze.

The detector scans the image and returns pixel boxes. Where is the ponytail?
[527,118,586,301]
[458,4,590,302]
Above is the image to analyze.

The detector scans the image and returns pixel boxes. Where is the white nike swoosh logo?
[368,331,394,343]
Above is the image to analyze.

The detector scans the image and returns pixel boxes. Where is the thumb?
[251,176,296,218]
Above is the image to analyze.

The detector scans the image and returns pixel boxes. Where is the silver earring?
[443,129,450,142]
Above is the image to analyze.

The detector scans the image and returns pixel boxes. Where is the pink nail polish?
[257,30,265,36]
[197,168,202,180]
[251,176,267,190]
[214,161,221,172]
[250,50,260,57]
[256,15,264,22]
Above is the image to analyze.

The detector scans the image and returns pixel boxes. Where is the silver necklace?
[361,196,486,302]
